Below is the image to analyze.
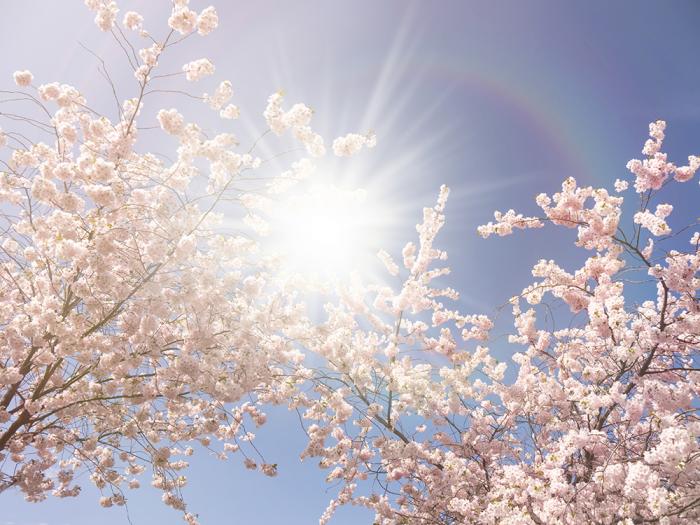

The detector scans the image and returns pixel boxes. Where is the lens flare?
[269,185,378,281]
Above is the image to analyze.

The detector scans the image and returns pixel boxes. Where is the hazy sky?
[3,1,700,524]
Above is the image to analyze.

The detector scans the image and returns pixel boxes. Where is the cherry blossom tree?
[3,2,699,525]
[300,120,699,524]
[0,2,375,522]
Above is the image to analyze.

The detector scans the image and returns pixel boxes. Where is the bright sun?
[269,185,378,280]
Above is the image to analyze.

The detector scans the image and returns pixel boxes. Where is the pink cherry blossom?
[12,70,33,87]
[182,58,215,82]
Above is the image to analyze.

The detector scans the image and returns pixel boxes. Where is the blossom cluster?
[626,119,700,191]
[297,121,699,524]
[0,2,378,522]
[263,92,326,157]
[281,120,700,525]
[332,131,377,157]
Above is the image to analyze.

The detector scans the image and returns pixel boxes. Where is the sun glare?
[269,185,379,281]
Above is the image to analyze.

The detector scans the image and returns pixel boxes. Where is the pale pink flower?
[182,58,215,82]
[332,131,377,157]
[168,6,197,34]
[674,155,700,182]
[634,206,672,236]
[157,108,185,136]
[260,463,278,477]
[123,11,143,31]
[13,70,33,87]
[38,83,61,101]
[197,6,219,35]
[613,178,628,192]
[377,249,399,276]
[204,80,233,110]
[219,104,240,120]
[91,1,118,31]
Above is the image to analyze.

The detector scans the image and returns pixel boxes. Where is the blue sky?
[3,1,700,524]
